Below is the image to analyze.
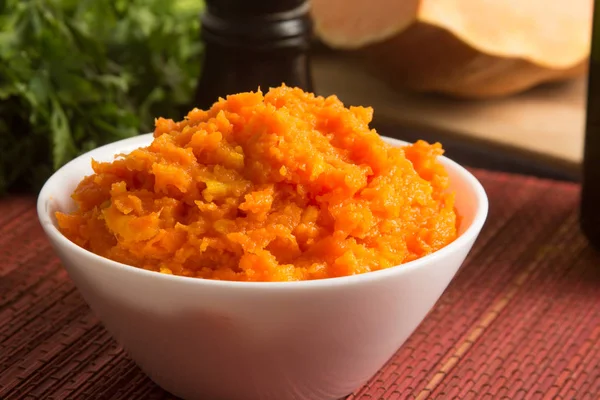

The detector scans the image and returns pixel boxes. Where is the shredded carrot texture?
[56,85,458,281]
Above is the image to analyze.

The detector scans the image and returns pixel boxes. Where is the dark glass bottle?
[581,2,600,248]
[194,0,313,110]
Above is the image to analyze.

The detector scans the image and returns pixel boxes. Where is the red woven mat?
[1,169,599,399]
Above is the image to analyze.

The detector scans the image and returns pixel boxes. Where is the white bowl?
[37,133,488,400]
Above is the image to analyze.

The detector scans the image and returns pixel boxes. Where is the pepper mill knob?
[194,0,314,109]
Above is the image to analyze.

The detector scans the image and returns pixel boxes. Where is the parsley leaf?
[0,0,204,194]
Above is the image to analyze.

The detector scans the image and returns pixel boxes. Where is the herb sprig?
[0,0,204,194]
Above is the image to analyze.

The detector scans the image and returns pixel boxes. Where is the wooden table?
[312,54,587,178]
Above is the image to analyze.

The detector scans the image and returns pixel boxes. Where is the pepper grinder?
[581,3,600,249]
[194,0,314,110]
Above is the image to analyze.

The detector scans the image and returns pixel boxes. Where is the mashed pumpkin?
[56,85,458,282]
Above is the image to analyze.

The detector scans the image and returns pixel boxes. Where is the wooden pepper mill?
[194,0,314,110]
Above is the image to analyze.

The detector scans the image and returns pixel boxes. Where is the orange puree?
[56,85,458,282]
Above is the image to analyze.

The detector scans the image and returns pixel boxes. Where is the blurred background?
[0,0,592,195]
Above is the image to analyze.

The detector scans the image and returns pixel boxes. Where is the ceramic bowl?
[37,134,488,400]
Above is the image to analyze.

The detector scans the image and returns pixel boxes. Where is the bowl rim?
[37,133,488,290]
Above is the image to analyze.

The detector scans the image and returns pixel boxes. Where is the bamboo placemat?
[1,169,599,399]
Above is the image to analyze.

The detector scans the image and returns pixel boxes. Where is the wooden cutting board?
[312,54,587,169]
